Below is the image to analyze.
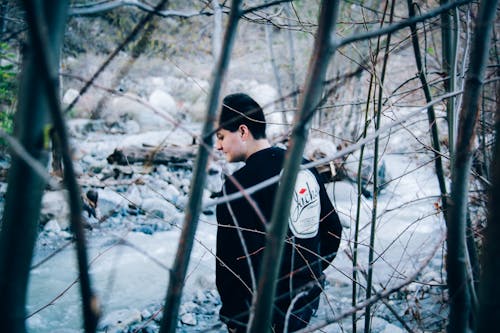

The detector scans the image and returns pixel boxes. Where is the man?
[215,93,342,333]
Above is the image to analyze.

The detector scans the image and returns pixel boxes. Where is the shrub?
[0,42,18,145]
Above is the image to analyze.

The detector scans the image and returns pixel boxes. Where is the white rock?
[165,184,181,202]
[41,190,70,230]
[98,308,142,331]
[126,184,143,208]
[97,188,127,217]
[151,76,165,87]
[381,323,404,333]
[370,317,391,333]
[44,219,62,233]
[62,88,79,105]
[180,301,199,314]
[180,313,197,326]
[304,137,338,161]
[148,89,176,114]
[123,120,140,134]
[59,231,73,240]
[154,182,181,204]
[106,95,172,132]
[141,197,177,220]
[205,166,223,193]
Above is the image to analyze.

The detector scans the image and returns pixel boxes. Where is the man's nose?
[215,141,222,150]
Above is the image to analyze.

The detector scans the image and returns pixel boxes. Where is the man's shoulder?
[233,147,285,183]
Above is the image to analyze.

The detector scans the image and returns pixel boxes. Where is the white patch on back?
[288,169,320,238]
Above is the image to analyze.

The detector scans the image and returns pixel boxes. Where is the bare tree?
[0,1,70,332]
[159,1,243,332]
[446,0,499,332]
[476,68,500,333]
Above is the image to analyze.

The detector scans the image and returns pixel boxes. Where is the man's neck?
[245,139,271,160]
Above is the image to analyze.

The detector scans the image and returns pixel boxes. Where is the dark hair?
[218,93,267,139]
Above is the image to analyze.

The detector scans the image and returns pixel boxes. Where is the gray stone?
[148,89,176,114]
[40,190,70,230]
[180,313,197,326]
[98,308,142,332]
[97,188,127,217]
[43,219,62,233]
[381,323,404,333]
[141,197,177,222]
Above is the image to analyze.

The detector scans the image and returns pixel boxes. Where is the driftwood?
[106,145,197,168]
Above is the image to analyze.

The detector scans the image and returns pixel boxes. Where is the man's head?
[218,93,267,139]
[216,93,269,162]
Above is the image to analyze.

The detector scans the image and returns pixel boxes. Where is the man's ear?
[239,125,250,140]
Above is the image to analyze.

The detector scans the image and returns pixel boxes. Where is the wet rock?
[127,322,159,333]
[141,197,177,220]
[43,219,62,233]
[180,313,197,326]
[106,95,173,132]
[133,225,155,235]
[149,89,176,115]
[97,188,127,218]
[40,190,70,230]
[381,323,404,333]
[62,88,79,105]
[98,308,142,333]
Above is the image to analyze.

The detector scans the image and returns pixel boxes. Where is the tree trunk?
[264,1,286,120]
[158,1,243,332]
[408,0,449,218]
[248,1,340,332]
[23,0,102,331]
[440,0,458,160]
[0,0,7,40]
[476,60,500,333]
[284,2,298,109]
[212,0,222,60]
[446,0,499,332]
[0,1,68,332]
[365,2,395,331]
[352,70,375,333]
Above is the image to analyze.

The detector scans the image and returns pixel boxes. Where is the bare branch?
[336,0,473,49]
[241,0,292,16]
[69,0,209,18]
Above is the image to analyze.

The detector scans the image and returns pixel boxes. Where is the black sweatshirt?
[215,147,342,330]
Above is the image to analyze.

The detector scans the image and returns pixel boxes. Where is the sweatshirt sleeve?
[318,179,342,271]
[215,223,251,328]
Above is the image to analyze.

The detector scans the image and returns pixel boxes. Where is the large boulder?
[40,190,70,230]
[148,89,176,114]
[104,93,174,132]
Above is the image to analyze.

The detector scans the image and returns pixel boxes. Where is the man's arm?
[318,182,342,271]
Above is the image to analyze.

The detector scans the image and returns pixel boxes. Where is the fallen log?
[106,145,197,168]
